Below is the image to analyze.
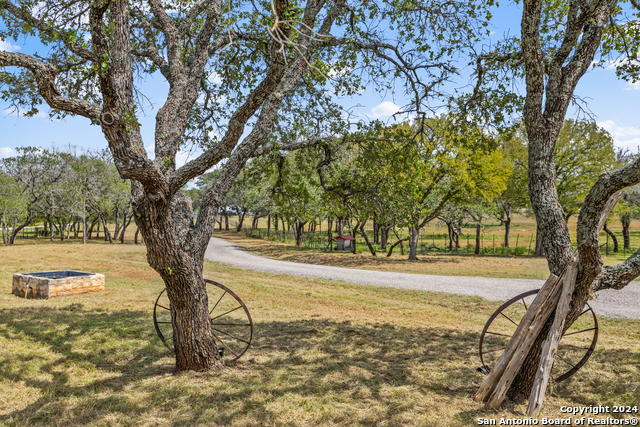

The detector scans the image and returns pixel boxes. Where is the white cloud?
[0,40,21,52]
[598,120,640,150]
[207,71,222,85]
[623,81,640,91]
[0,147,17,159]
[598,120,640,139]
[175,149,192,168]
[369,101,401,119]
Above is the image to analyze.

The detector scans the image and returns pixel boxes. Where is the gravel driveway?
[205,237,640,320]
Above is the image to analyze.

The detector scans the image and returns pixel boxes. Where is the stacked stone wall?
[12,271,105,299]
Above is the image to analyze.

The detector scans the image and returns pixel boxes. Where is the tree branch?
[130,9,171,79]
[1,0,97,62]
[0,51,101,121]
[148,0,182,76]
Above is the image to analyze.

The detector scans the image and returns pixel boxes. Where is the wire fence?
[242,227,547,256]
[3,226,50,240]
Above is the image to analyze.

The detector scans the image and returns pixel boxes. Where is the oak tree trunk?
[380,227,389,250]
[408,227,419,260]
[101,215,113,243]
[267,214,271,237]
[236,210,246,232]
[534,224,545,257]
[603,223,618,253]
[133,191,223,371]
[621,216,631,250]
[294,221,306,246]
[360,223,376,256]
[504,219,511,248]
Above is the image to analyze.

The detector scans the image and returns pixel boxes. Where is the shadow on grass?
[0,305,172,425]
[0,308,637,426]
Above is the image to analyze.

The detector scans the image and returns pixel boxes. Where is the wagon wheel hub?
[153,279,253,362]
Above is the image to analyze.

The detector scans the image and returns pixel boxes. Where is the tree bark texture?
[477,0,631,404]
[0,0,389,372]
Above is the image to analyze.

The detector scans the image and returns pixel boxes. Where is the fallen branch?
[527,259,578,416]
[475,192,621,408]
[473,272,561,403]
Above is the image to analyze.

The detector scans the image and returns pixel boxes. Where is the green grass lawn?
[0,240,638,426]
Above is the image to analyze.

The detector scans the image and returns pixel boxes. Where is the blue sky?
[2,2,640,165]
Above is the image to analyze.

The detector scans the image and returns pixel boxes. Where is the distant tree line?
[0,147,135,245]
[185,117,640,259]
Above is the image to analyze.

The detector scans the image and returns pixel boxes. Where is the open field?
[0,240,639,426]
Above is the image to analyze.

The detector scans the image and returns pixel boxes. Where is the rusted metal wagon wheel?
[478,289,598,383]
[153,279,253,362]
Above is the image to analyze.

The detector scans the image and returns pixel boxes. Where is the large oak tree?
[472,0,640,412]
[0,0,488,371]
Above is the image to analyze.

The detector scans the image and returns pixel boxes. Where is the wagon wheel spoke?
[558,343,589,350]
[578,307,592,317]
[484,331,512,339]
[211,322,252,327]
[212,327,251,345]
[555,352,576,369]
[211,305,242,321]
[562,327,597,337]
[499,312,519,327]
[481,346,507,355]
[156,321,172,324]
[210,291,227,315]
[212,331,240,358]
[156,303,170,311]
[478,289,598,383]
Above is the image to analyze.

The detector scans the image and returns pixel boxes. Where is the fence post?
[515,235,520,256]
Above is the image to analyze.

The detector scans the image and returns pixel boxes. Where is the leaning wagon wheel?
[479,289,598,383]
[153,279,253,362]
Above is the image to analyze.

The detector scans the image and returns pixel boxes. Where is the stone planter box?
[12,270,105,299]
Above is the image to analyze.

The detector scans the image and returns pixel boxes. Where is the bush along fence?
[240,226,637,257]
[241,227,546,256]
[243,227,330,251]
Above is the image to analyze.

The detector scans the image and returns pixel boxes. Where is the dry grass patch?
[0,240,638,426]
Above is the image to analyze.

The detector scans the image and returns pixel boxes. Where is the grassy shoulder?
[1,240,638,426]
[214,230,553,280]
